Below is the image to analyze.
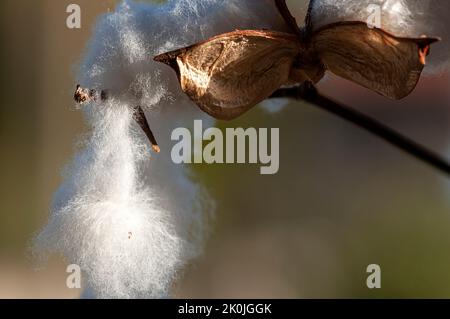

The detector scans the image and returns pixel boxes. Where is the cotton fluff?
[33,0,291,299]
[308,0,450,74]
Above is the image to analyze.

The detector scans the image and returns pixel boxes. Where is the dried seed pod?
[155,0,439,117]
[155,30,302,120]
[311,22,439,99]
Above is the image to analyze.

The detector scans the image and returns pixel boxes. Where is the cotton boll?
[35,0,289,299]
[309,0,450,74]
[35,101,187,299]
[79,0,291,105]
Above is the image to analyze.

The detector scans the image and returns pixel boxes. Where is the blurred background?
[0,0,449,298]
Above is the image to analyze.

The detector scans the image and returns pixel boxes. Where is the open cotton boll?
[34,0,290,299]
[78,0,290,103]
[35,101,188,299]
[309,0,450,74]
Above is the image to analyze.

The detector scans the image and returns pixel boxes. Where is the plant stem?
[271,83,450,176]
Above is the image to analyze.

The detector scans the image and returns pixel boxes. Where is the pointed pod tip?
[418,35,441,44]
[153,52,170,64]
[417,36,440,66]
[152,145,161,154]
[154,50,181,65]
[154,51,182,79]
[419,47,429,65]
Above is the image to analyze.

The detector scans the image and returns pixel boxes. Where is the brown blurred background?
[0,0,450,298]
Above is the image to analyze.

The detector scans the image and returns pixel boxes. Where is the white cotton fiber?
[35,101,186,298]
[34,0,290,299]
[309,0,450,74]
[310,0,418,34]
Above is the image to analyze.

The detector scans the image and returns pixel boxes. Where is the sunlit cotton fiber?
[33,0,290,299]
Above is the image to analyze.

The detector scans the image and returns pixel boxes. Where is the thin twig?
[133,106,160,153]
[271,83,450,176]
